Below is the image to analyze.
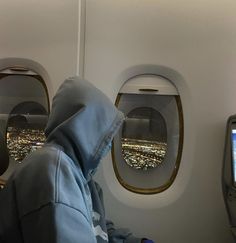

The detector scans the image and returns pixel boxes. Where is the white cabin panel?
[0,0,79,97]
[84,1,236,242]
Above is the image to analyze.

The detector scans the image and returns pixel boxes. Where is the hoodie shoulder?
[10,146,88,219]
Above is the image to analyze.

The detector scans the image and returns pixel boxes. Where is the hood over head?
[45,77,124,179]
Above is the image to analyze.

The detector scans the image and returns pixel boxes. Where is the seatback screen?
[231,128,236,185]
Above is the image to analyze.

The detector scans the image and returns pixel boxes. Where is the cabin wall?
[0,0,79,98]
[84,1,236,242]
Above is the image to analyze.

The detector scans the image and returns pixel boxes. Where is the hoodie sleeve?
[93,181,144,243]
[12,147,97,243]
[20,202,97,243]
[106,219,144,243]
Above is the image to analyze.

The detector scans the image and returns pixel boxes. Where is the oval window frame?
[0,66,50,185]
[112,75,184,194]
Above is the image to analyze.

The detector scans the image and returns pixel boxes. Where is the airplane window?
[0,70,49,183]
[112,75,183,194]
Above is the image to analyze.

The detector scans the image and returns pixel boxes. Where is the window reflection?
[7,102,47,163]
[122,107,167,170]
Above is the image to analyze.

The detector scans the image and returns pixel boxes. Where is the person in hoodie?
[0,77,154,243]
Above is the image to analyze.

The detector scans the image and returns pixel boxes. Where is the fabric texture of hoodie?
[0,77,144,243]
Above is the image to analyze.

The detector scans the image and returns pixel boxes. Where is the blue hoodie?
[0,77,144,243]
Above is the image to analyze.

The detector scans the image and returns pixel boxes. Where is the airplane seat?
[0,131,9,177]
[222,115,236,241]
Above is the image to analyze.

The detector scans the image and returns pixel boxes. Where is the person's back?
[0,177,23,243]
[1,144,99,242]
